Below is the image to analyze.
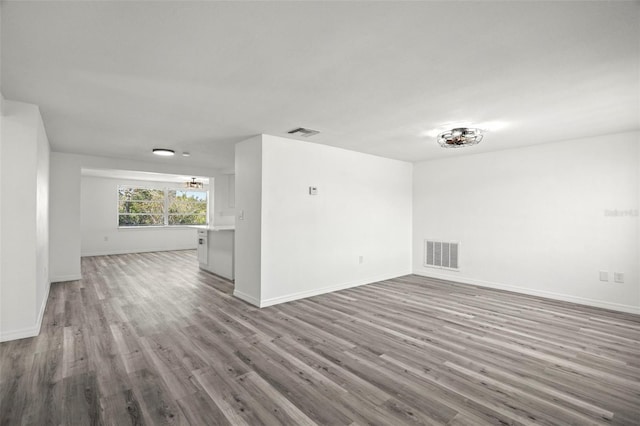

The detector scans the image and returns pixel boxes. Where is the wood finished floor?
[1,250,640,425]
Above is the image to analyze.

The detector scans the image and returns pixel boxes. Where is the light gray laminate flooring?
[1,250,639,425]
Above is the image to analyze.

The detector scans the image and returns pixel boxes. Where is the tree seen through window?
[118,186,207,227]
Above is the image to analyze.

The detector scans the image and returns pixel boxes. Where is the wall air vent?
[287,127,320,137]
[424,240,459,271]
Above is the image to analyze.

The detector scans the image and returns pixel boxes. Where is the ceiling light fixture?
[437,127,483,148]
[186,177,203,189]
[287,127,320,137]
[152,148,175,156]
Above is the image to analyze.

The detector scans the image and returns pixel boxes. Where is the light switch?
[309,186,318,195]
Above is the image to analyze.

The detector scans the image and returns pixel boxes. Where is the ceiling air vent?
[424,239,459,271]
[287,127,320,137]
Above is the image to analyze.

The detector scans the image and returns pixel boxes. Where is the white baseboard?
[50,273,82,283]
[81,246,196,257]
[0,281,51,343]
[233,289,261,307]
[413,270,640,315]
[0,324,41,342]
[258,271,411,308]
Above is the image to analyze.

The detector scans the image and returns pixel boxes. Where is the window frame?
[166,188,209,226]
[117,185,209,229]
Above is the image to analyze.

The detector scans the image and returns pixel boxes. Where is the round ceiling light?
[437,128,483,148]
[152,148,175,156]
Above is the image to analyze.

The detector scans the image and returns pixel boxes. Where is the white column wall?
[233,136,263,305]
[233,134,413,307]
[0,99,50,341]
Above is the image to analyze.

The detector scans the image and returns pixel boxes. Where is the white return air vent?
[424,240,459,271]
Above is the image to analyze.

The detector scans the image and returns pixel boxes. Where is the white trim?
[81,246,196,257]
[413,270,640,315]
[258,271,411,308]
[233,289,261,307]
[0,324,40,342]
[117,225,206,230]
[0,281,51,343]
[50,274,82,283]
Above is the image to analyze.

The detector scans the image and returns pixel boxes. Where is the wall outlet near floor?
[599,271,609,282]
[614,272,624,283]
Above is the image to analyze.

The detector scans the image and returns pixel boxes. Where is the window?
[118,186,208,227]
[118,187,165,226]
[168,190,207,225]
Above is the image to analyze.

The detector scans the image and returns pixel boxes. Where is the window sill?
[118,225,208,230]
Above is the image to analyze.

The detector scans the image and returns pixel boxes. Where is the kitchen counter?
[205,225,235,231]
[197,227,235,280]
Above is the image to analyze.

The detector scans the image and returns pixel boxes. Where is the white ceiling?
[2,1,638,170]
[81,168,209,184]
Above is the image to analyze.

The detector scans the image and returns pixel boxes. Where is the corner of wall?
[233,288,262,307]
[412,133,640,315]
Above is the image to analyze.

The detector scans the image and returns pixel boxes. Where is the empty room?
[1,1,639,425]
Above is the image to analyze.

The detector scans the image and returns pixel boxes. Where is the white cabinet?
[207,229,234,280]
[197,230,208,265]
[197,227,234,280]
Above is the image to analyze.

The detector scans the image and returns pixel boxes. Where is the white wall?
[0,96,3,341]
[234,134,413,307]
[234,136,263,305]
[50,153,81,281]
[0,99,50,341]
[413,132,640,314]
[49,152,219,279]
[81,176,207,256]
[212,173,236,226]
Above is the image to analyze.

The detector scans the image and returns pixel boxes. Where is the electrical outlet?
[309,186,318,195]
[358,255,364,264]
[599,271,609,282]
[614,272,624,283]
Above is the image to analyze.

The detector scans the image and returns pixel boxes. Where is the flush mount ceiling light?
[186,177,203,189]
[437,128,483,148]
[152,148,175,156]
[287,127,320,137]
